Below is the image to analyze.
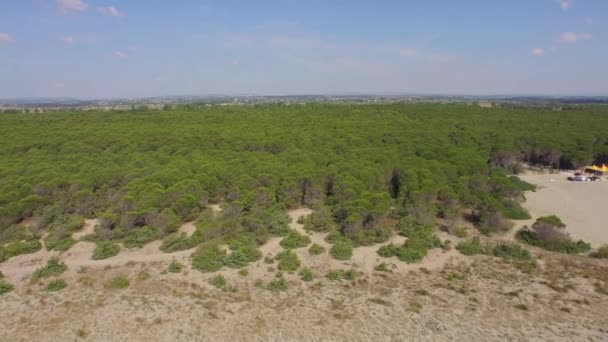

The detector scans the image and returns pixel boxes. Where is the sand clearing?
[519,173,608,247]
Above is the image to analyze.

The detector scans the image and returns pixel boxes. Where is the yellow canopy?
[586,164,608,172]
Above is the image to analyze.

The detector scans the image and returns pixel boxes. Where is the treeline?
[1,103,607,258]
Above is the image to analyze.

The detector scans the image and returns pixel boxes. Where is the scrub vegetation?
[1,103,606,269]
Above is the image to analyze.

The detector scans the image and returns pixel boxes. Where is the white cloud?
[0,32,15,43]
[114,51,127,58]
[531,48,545,56]
[559,0,572,10]
[57,0,87,14]
[97,6,123,17]
[560,32,592,43]
[62,36,74,45]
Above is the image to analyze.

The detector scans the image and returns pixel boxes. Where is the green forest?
[1,103,607,264]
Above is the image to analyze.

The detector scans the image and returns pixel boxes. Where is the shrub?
[137,270,150,281]
[33,257,67,279]
[238,269,249,277]
[374,262,388,272]
[303,208,334,232]
[330,237,353,260]
[396,247,426,263]
[377,244,399,258]
[456,237,485,256]
[44,226,76,251]
[280,230,311,249]
[209,274,226,289]
[92,240,120,260]
[536,215,565,227]
[167,260,183,273]
[123,226,159,248]
[451,226,468,238]
[192,244,226,273]
[299,267,314,282]
[308,243,325,255]
[108,275,130,289]
[160,233,196,253]
[492,243,532,261]
[224,245,262,269]
[45,279,67,292]
[516,216,591,254]
[591,245,608,259]
[0,280,14,295]
[276,250,300,271]
[265,276,288,292]
[0,240,42,262]
[326,269,357,281]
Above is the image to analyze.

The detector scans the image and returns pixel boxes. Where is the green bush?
[396,247,426,263]
[536,215,566,227]
[326,269,357,281]
[515,215,591,254]
[0,240,42,262]
[160,233,196,253]
[279,230,311,249]
[456,237,485,256]
[191,244,226,273]
[123,226,159,248]
[0,280,15,295]
[265,276,288,292]
[223,245,262,269]
[92,240,120,260]
[330,237,353,260]
[374,262,388,272]
[45,279,67,292]
[451,226,468,238]
[108,275,130,289]
[167,260,183,273]
[377,244,399,258]
[592,245,608,259]
[276,250,300,271]
[492,243,532,261]
[308,243,325,255]
[299,267,314,282]
[209,274,226,289]
[33,257,67,279]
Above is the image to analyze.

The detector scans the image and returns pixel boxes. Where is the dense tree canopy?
[1,103,607,259]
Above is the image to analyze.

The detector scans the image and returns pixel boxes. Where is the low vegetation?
[33,257,67,279]
[326,269,358,281]
[517,216,591,254]
[276,250,300,271]
[0,279,14,295]
[591,245,608,259]
[280,230,311,249]
[92,240,120,260]
[330,237,353,260]
[167,260,183,273]
[299,267,314,282]
[209,274,226,289]
[308,243,325,255]
[108,275,130,289]
[45,279,68,292]
[456,237,485,256]
[265,276,288,292]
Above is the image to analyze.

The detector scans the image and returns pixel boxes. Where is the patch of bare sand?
[1,251,606,342]
[177,222,196,237]
[519,172,608,248]
[72,218,99,240]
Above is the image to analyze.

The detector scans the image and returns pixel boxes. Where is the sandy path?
[519,173,608,248]
[177,222,196,237]
[72,219,99,240]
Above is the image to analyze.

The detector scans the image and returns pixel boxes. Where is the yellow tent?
[585,164,608,172]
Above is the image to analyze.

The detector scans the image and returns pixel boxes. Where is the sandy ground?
[518,172,608,248]
[1,206,607,341]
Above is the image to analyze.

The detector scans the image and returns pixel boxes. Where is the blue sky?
[0,0,606,98]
